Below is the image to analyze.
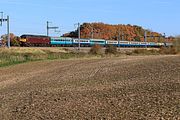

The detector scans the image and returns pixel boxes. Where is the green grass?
[0,53,43,67]
[0,44,179,67]
[0,48,89,67]
[0,47,106,67]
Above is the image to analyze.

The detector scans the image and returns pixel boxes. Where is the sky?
[0,0,180,37]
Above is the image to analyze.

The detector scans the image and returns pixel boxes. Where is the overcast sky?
[0,0,179,36]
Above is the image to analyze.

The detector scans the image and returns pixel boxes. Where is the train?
[19,34,172,48]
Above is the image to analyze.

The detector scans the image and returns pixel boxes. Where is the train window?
[94,41,104,43]
[120,42,128,44]
[81,40,88,42]
[21,35,28,38]
[108,41,118,44]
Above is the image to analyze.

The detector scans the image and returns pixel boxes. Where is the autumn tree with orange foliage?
[1,33,20,46]
[63,22,174,43]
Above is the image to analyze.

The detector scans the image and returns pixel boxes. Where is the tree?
[63,22,170,42]
[0,33,20,46]
[11,36,20,46]
[105,45,117,54]
[134,36,141,41]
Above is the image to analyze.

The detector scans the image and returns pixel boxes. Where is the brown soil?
[0,55,180,120]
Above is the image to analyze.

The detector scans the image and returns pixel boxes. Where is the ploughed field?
[0,55,180,120]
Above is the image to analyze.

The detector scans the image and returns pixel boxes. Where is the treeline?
[63,22,174,42]
[0,33,20,46]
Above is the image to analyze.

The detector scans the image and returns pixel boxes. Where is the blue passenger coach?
[73,39,90,47]
[90,39,106,46]
[50,37,73,46]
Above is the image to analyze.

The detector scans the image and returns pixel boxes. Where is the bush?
[11,38,20,46]
[89,44,102,55]
[160,47,178,54]
[159,37,180,55]
[105,45,117,54]
[173,37,180,53]
[133,49,159,55]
